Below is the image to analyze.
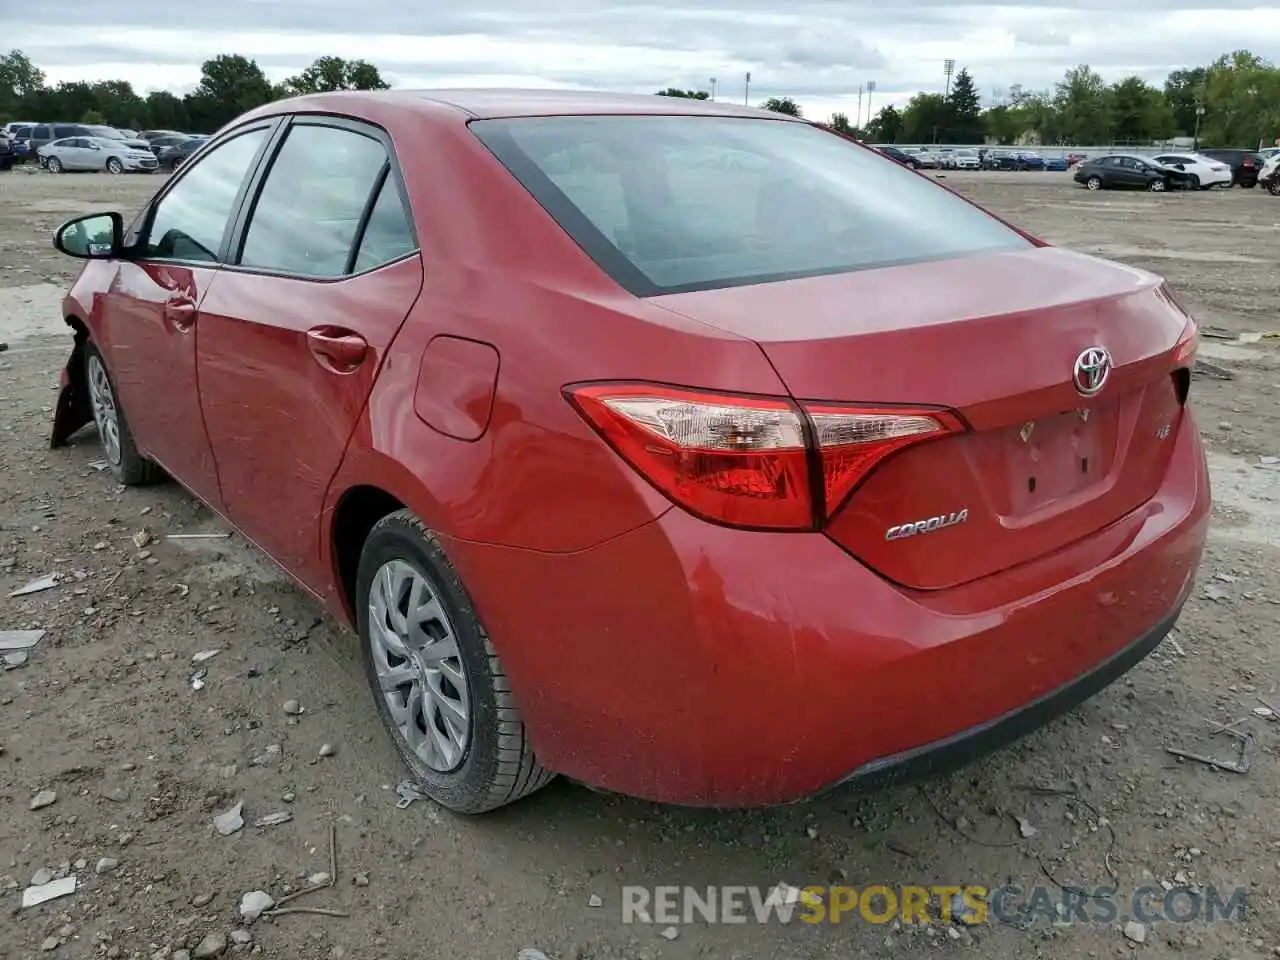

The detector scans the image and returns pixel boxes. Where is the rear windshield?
[470,116,1030,295]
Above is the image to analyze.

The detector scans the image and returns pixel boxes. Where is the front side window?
[239,124,389,278]
[472,116,1031,295]
[143,127,269,263]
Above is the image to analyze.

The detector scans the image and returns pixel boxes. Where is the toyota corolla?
[48,90,1210,813]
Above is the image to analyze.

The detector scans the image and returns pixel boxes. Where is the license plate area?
[1003,401,1120,517]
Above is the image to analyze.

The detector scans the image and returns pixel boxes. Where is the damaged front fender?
[50,325,91,449]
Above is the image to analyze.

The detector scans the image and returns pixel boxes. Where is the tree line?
[0,50,388,133]
[3,46,1278,147]
[664,51,1280,148]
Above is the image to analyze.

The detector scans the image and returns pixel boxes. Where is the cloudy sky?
[3,2,1274,122]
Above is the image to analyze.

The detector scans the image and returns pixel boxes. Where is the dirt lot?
[2,167,1279,960]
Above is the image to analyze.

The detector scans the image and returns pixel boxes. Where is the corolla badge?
[885,509,969,541]
[1073,346,1112,396]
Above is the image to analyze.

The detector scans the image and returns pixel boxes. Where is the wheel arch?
[328,483,407,625]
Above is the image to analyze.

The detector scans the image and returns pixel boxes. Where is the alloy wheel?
[47,157,61,173]
[87,353,122,466]
[367,559,472,773]
[1086,177,1101,190]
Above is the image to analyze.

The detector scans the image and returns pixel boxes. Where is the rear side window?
[239,124,389,278]
[351,176,417,273]
[33,125,49,139]
[471,116,1030,295]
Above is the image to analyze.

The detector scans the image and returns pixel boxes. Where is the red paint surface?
[413,336,501,441]
[59,90,1211,806]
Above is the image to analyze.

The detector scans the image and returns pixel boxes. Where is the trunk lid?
[651,247,1192,590]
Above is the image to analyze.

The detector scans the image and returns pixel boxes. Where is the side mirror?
[54,212,124,259]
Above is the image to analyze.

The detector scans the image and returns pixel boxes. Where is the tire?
[356,510,554,814]
[84,341,165,486]
[1086,176,1102,191]
[105,157,123,174]
[1148,178,1167,192]
[46,156,62,173]
[1188,175,1200,190]
[1268,180,1280,197]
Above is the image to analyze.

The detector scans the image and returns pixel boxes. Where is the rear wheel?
[357,510,554,814]
[1268,180,1280,197]
[46,156,62,173]
[84,341,164,486]
[1187,175,1200,190]
[1085,175,1102,191]
[105,157,123,174]
[1148,178,1167,192]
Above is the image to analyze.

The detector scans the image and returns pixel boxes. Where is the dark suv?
[1198,148,1263,187]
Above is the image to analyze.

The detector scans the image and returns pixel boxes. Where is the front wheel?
[1268,180,1280,197]
[1187,175,1200,190]
[105,157,123,174]
[45,156,62,173]
[1086,176,1102,191]
[357,510,555,814]
[84,341,164,486]
[1148,178,1167,192]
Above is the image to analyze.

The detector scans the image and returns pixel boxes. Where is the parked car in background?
[0,136,13,171]
[155,135,209,171]
[950,148,981,170]
[984,150,1018,170]
[1067,153,1088,167]
[3,121,38,139]
[37,136,159,174]
[1045,157,1069,172]
[1014,151,1045,170]
[911,148,941,168]
[137,129,186,141]
[1197,148,1263,187]
[146,133,196,154]
[1150,153,1233,189]
[81,125,152,152]
[875,144,925,169]
[1073,154,1192,192]
[48,89,1208,813]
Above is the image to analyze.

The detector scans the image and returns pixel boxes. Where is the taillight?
[566,383,963,530]
[1174,322,1199,368]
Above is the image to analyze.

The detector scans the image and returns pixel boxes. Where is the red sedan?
[48,91,1210,813]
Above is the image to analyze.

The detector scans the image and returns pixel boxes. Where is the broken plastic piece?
[22,875,77,908]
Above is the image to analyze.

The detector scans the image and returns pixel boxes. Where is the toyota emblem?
[1073,346,1111,396]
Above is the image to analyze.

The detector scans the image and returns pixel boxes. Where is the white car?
[950,148,981,170]
[37,137,159,174]
[1151,152,1233,190]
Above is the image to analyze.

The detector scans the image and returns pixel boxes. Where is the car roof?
[244,88,799,123]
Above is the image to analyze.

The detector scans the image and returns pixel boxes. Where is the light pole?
[857,84,864,128]
[710,77,717,100]
[866,80,875,128]
[744,71,751,106]
[943,58,955,98]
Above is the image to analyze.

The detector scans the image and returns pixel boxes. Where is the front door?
[99,124,276,509]
[196,118,423,590]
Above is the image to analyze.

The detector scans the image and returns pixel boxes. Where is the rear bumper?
[829,598,1181,792]
[446,411,1210,807]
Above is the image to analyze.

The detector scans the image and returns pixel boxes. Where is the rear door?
[196,116,424,591]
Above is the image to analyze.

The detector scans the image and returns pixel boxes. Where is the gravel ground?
[2,167,1280,960]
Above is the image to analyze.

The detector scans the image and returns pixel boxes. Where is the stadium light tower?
[943,59,956,98]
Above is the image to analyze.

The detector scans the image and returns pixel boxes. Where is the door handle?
[164,298,196,332]
[306,326,368,373]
